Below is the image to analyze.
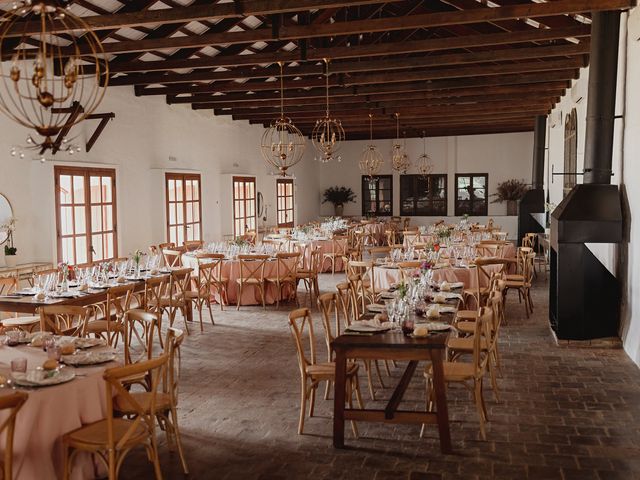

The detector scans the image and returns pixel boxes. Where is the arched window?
[563,108,578,197]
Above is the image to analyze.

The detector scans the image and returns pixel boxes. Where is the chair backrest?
[522,232,537,248]
[124,309,159,366]
[106,283,135,322]
[163,327,185,406]
[144,275,166,311]
[398,261,421,282]
[524,252,536,283]
[237,255,268,283]
[288,308,316,378]
[104,355,169,452]
[195,253,225,292]
[515,247,533,275]
[0,276,17,295]
[346,274,367,318]
[162,248,184,268]
[183,240,203,252]
[367,246,391,259]
[335,282,354,328]
[317,293,340,361]
[473,258,508,309]
[148,245,159,256]
[330,236,348,256]
[0,391,28,480]
[275,252,299,280]
[169,268,192,300]
[39,305,90,336]
[472,308,492,377]
[385,230,397,247]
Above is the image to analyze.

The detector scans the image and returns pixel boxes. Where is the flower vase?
[134,263,141,279]
[507,200,518,216]
[61,277,69,292]
[334,204,344,217]
[4,255,16,268]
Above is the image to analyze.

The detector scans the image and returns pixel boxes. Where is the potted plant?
[1,217,17,267]
[491,179,529,215]
[322,186,356,216]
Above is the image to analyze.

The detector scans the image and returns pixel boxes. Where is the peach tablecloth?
[374,264,506,292]
[183,255,296,305]
[292,239,346,273]
[0,344,114,479]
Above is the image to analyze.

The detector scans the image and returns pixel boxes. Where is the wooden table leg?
[430,349,452,454]
[385,360,418,419]
[333,349,347,448]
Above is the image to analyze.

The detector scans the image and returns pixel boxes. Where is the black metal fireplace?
[549,10,623,341]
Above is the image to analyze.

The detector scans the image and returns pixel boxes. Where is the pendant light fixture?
[260,62,306,176]
[312,58,345,163]
[359,113,383,180]
[417,130,434,179]
[0,0,109,152]
[391,112,410,174]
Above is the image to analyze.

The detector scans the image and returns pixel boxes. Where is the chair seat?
[306,361,358,379]
[505,280,529,288]
[113,392,171,414]
[426,361,475,382]
[236,278,263,285]
[463,287,489,296]
[64,418,147,450]
[456,321,475,335]
[455,310,478,320]
[2,315,39,327]
[505,274,524,281]
[148,295,185,308]
[265,276,296,283]
[296,271,315,280]
[447,336,488,352]
[85,320,124,334]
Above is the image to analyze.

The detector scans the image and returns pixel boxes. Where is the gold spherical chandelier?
[0,0,109,152]
[359,113,383,180]
[312,58,344,163]
[260,61,306,176]
[417,131,434,179]
[391,113,410,174]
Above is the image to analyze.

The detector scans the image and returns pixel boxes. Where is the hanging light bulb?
[359,113,383,181]
[391,113,410,174]
[260,62,306,176]
[417,130,434,179]
[312,58,345,163]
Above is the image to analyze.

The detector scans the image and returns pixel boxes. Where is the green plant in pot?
[491,179,529,216]
[322,186,356,217]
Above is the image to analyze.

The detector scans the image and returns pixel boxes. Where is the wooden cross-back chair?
[236,254,269,310]
[265,252,300,308]
[463,258,508,311]
[63,355,169,480]
[322,236,347,274]
[141,276,167,347]
[195,253,228,310]
[296,246,321,307]
[185,261,217,331]
[346,260,378,306]
[166,268,193,334]
[183,240,203,252]
[121,309,160,392]
[162,248,184,268]
[288,308,363,437]
[39,305,90,337]
[86,283,135,347]
[423,308,492,441]
[0,391,28,480]
[504,252,535,318]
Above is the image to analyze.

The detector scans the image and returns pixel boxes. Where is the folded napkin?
[440,281,464,291]
[366,303,386,313]
[349,318,394,330]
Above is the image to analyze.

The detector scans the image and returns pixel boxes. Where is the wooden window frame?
[54,166,118,265]
[165,173,203,246]
[361,175,393,217]
[454,173,489,216]
[400,174,448,217]
[276,178,295,228]
[232,176,257,237]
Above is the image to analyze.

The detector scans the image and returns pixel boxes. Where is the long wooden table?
[0,273,194,321]
[332,331,452,454]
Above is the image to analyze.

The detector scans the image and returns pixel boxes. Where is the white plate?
[12,368,75,387]
[61,351,116,366]
[366,303,386,313]
[346,324,390,333]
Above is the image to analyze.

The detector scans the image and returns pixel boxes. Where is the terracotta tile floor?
[121,273,640,480]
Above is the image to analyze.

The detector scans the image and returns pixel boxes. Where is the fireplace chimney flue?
[583,11,621,185]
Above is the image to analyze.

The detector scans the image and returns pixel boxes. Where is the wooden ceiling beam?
[109,42,589,87]
[181,81,570,106]
[101,24,589,74]
[318,124,535,140]
[139,68,578,97]
[4,0,401,37]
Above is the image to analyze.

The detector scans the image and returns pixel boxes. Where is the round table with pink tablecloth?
[293,238,347,273]
[0,343,115,479]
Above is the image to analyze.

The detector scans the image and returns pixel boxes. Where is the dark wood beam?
[49,102,84,155]
[182,81,570,107]
[100,25,590,74]
[327,123,535,140]
[138,68,578,97]
[85,113,116,152]
[4,0,401,37]
[109,43,589,87]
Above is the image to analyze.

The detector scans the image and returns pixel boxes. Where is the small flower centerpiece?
[58,262,70,291]
[132,249,145,277]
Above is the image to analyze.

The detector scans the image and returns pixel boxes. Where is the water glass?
[10,357,27,373]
